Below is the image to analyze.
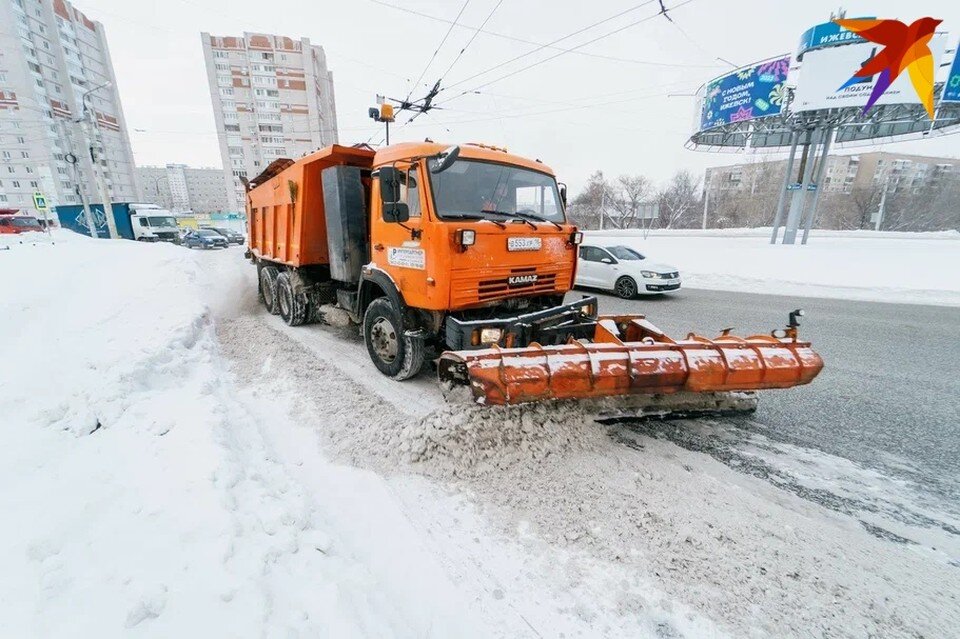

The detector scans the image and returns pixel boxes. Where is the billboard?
[699,56,791,132]
[794,35,948,112]
[944,47,960,103]
[797,19,870,58]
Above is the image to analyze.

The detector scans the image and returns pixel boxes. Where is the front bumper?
[444,296,599,351]
[645,280,681,292]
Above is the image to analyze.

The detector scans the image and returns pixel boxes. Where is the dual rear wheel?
[258,265,309,326]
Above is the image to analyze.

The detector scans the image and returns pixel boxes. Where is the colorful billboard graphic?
[794,35,947,112]
[699,56,791,131]
[943,47,960,103]
[797,19,870,58]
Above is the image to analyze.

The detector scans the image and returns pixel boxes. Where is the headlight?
[641,270,656,278]
[457,229,476,247]
[479,327,503,344]
[570,231,583,245]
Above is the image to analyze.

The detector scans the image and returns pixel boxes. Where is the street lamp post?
[75,81,118,239]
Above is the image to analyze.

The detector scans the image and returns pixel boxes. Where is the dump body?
[246,145,375,268]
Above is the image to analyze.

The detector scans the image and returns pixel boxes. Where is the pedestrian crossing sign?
[33,192,48,212]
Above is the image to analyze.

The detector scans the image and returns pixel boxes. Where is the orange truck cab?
[246,141,595,379]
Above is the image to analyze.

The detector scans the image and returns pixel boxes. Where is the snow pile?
[400,400,605,474]
[0,233,480,637]
[587,228,960,306]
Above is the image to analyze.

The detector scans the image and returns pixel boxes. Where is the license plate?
[507,237,541,251]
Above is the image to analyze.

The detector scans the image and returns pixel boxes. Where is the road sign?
[33,192,48,212]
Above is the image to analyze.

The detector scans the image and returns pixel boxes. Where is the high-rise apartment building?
[0,0,140,212]
[138,163,232,213]
[200,31,338,211]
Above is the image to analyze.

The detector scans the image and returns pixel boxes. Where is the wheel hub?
[370,317,399,363]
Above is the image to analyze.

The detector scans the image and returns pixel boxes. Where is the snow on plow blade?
[437,312,824,406]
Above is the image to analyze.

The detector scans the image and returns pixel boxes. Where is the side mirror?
[559,184,568,207]
[383,202,410,224]
[379,166,401,204]
[430,145,460,174]
[601,257,614,264]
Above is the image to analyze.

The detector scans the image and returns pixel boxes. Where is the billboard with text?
[698,56,791,132]
[943,47,960,103]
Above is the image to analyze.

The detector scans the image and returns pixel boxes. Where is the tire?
[275,271,309,326]
[615,276,638,299]
[259,266,281,314]
[363,297,425,380]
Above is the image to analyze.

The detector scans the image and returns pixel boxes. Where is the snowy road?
[5,235,958,638]
[574,288,960,505]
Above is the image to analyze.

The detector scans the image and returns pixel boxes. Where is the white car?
[575,244,681,299]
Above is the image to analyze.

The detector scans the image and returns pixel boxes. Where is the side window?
[139,218,149,227]
[580,246,599,262]
[597,248,616,264]
[401,165,421,218]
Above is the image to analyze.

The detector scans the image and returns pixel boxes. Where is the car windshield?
[12,217,42,228]
[146,216,177,228]
[196,229,219,236]
[430,159,564,223]
[608,246,645,260]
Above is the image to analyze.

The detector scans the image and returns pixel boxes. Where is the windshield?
[430,159,564,223]
[608,246,645,260]
[196,229,219,237]
[146,216,177,228]
[12,217,42,228]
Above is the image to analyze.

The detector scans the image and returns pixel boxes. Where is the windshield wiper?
[443,213,506,229]
[481,209,536,230]
[512,211,563,230]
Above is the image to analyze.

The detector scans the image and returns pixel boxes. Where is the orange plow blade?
[438,312,824,407]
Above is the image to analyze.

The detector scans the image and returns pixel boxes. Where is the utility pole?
[59,118,98,238]
[76,81,118,239]
[701,176,710,229]
[874,183,888,231]
[598,189,606,230]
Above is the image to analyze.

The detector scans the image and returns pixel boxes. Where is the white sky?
[79,0,960,193]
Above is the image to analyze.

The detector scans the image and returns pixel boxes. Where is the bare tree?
[607,175,653,229]
[658,170,701,228]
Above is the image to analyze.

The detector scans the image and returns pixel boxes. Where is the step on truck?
[246,142,823,409]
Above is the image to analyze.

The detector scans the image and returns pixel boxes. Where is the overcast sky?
[79,0,960,193]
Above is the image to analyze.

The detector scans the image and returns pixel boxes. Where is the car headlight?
[641,270,656,278]
[457,229,476,248]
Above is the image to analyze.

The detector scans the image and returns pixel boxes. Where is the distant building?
[0,0,140,212]
[200,31,338,211]
[138,164,232,213]
[705,151,960,197]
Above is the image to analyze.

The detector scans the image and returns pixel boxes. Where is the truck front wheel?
[259,266,281,315]
[276,272,309,326]
[363,297,425,380]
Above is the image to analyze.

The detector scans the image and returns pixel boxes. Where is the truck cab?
[127,204,180,242]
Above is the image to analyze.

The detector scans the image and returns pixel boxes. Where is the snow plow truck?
[245,142,823,411]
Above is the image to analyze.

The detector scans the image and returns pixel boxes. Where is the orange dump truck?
[246,142,823,410]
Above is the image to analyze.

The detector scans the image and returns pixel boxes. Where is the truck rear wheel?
[276,272,309,326]
[363,297,425,380]
[259,266,280,315]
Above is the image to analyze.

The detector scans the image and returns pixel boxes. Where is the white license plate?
[507,237,542,251]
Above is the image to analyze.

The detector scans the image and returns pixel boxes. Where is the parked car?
[182,228,229,249]
[205,226,245,245]
[0,214,44,234]
[575,244,681,299]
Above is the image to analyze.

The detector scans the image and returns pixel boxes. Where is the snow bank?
[0,232,480,637]
[586,228,960,306]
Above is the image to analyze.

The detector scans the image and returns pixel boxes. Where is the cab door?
[372,162,429,306]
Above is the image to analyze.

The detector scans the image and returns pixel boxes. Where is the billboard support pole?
[770,129,799,244]
[782,130,817,244]
[801,125,834,244]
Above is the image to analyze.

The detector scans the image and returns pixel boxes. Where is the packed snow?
[2,230,958,638]
[585,228,960,307]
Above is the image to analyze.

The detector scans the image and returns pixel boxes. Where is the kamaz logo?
[508,274,538,286]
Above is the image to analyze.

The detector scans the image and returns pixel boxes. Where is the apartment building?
[138,163,233,214]
[0,0,140,212]
[705,151,960,197]
[200,31,338,211]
